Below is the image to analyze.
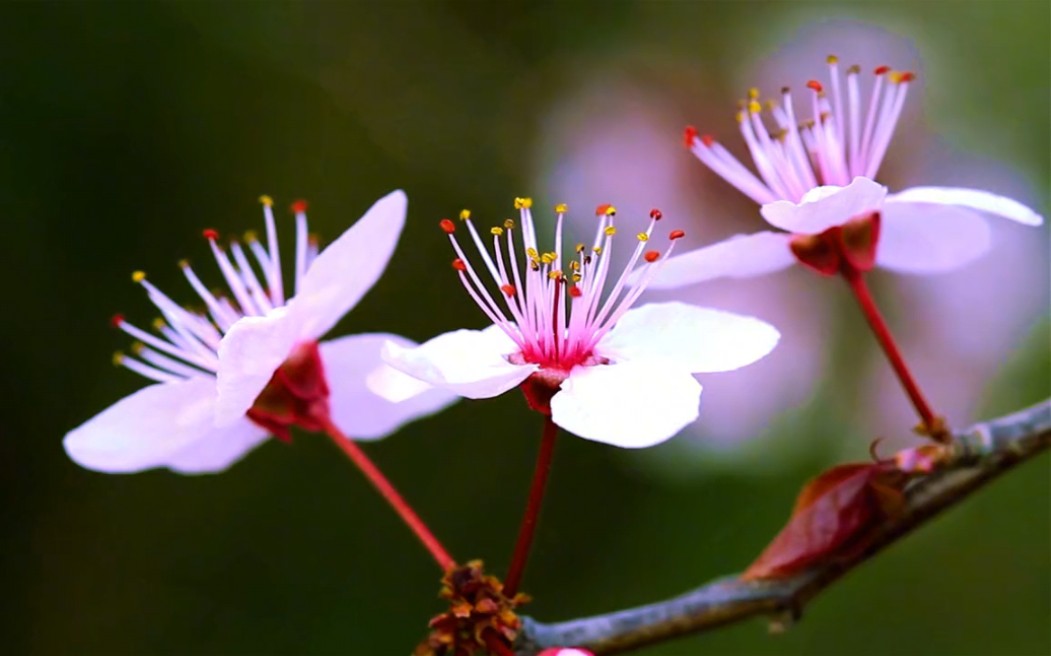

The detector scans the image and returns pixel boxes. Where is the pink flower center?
[685,56,915,204]
[441,200,685,378]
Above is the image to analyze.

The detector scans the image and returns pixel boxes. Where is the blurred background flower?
[2,3,1046,655]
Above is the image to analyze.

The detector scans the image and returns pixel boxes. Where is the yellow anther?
[636,232,649,242]
[888,71,905,84]
[131,342,145,355]
[177,259,189,269]
[540,253,555,265]
[603,205,617,216]
[526,247,539,258]
[243,230,258,242]
[152,317,166,330]
[513,197,533,210]
[112,351,125,366]
[503,219,516,229]
[593,246,603,254]
[131,270,146,283]
[569,260,580,271]
[748,100,762,114]
[490,227,503,236]
[258,195,273,207]
[554,203,568,213]
[847,64,861,75]
[548,270,562,280]
[735,111,745,123]
[571,273,582,283]
[765,100,776,111]
[459,209,471,221]
[748,87,760,100]
[545,251,558,260]
[604,226,617,236]
[827,54,839,65]
[772,128,788,142]
[575,243,585,253]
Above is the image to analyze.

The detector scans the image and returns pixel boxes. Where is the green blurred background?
[2,1,1048,655]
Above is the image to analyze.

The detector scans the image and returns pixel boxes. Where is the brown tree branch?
[516,398,1051,655]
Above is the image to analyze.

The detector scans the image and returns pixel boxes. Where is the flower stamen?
[111,198,316,384]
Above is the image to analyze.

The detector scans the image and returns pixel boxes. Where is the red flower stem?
[841,266,943,439]
[321,420,455,571]
[504,415,560,596]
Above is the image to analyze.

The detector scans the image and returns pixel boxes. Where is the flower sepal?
[245,340,331,441]
[789,212,881,276]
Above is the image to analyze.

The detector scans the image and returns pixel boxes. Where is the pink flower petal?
[550,361,701,448]
[760,177,887,234]
[64,377,263,474]
[215,306,305,427]
[294,190,408,340]
[643,231,796,288]
[379,325,536,399]
[595,302,780,373]
[166,419,270,474]
[886,186,1043,226]
[320,333,459,440]
[876,201,991,274]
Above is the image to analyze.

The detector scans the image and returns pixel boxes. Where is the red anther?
[806,80,823,93]
[644,250,660,263]
[874,65,890,75]
[595,204,614,217]
[568,285,583,298]
[290,199,309,214]
[202,228,220,240]
[700,133,715,147]
[669,229,685,240]
[683,125,699,148]
[451,258,467,272]
[649,208,663,221]
[110,313,125,328]
[500,284,517,297]
[898,71,916,83]
[439,218,456,234]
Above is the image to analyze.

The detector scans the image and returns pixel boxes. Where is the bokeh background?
[3,1,1048,655]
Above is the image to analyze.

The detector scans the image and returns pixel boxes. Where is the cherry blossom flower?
[64,191,456,475]
[650,57,1043,288]
[537,649,595,656]
[375,199,780,448]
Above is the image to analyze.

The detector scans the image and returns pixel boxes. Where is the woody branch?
[516,398,1051,655]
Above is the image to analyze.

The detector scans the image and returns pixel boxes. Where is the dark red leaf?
[742,463,907,580]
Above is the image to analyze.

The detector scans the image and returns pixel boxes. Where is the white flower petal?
[320,333,460,440]
[64,377,233,473]
[215,306,304,427]
[887,186,1043,226]
[550,361,701,448]
[760,177,887,234]
[876,201,992,274]
[294,190,408,340]
[381,325,536,399]
[166,419,270,474]
[643,232,796,288]
[595,302,780,373]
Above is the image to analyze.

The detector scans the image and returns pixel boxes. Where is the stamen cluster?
[440,199,684,372]
[686,56,915,204]
[111,197,318,383]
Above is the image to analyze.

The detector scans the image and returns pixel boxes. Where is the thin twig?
[517,399,1051,655]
